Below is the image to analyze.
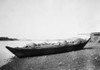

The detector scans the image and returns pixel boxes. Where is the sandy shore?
[0,43,100,70]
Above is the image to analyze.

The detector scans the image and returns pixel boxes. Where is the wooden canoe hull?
[6,38,90,58]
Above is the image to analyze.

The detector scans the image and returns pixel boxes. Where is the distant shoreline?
[0,37,19,41]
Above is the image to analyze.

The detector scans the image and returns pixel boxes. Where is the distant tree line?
[0,37,18,41]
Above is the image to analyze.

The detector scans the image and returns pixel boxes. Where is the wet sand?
[0,43,100,70]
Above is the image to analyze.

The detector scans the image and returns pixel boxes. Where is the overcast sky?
[0,0,100,39]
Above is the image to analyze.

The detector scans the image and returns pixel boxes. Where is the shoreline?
[0,56,14,67]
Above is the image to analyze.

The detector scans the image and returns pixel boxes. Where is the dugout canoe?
[6,38,90,58]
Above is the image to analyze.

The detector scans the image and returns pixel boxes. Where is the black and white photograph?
[0,0,100,70]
